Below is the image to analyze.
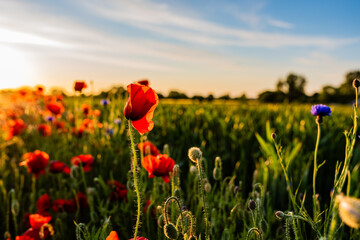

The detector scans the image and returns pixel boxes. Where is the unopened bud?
[248,199,256,211]
[353,78,360,88]
[337,193,360,228]
[189,165,197,175]
[275,211,285,219]
[204,179,212,193]
[213,167,222,181]
[188,147,202,163]
[271,132,277,140]
[164,223,178,240]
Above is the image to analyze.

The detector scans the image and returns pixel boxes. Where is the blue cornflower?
[45,116,55,122]
[114,118,122,125]
[311,104,331,117]
[100,99,110,106]
[106,128,114,135]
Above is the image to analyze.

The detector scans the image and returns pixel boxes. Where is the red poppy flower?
[71,154,94,172]
[141,154,175,183]
[81,104,90,116]
[71,126,84,138]
[21,214,52,240]
[52,199,76,213]
[20,150,49,178]
[49,161,70,174]
[137,79,149,86]
[6,119,26,140]
[76,192,89,209]
[129,237,149,240]
[124,83,159,134]
[74,81,87,92]
[138,141,160,156]
[37,124,51,137]
[16,236,32,240]
[106,231,119,240]
[46,101,64,116]
[107,180,128,202]
[29,214,51,230]
[36,194,52,214]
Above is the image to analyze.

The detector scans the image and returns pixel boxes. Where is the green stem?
[164,196,185,233]
[313,121,321,223]
[196,158,210,239]
[128,120,141,240]
[31,176,36,213]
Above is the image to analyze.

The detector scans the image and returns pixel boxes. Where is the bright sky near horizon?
[0,0,359,97]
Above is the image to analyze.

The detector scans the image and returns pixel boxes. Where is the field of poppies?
[1,80,360,240]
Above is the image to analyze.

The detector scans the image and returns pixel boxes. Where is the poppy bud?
[11,199,20,216]
[275,211,285,219]
[164,223,178,240]
[213,167,221,181]
[353,78,360,88]
[204,179,212,193]
[248,199,256,211]
[271,132,277,140]
[188,147,202,163]
[337,193,360,228]
[163,144,170,155]
[189,165,197,174]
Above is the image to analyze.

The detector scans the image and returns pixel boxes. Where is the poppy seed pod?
[337,193,360,228]
[164,223,178,240]
[188,147,202,163]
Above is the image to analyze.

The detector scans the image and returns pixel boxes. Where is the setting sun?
[0,45,35,90]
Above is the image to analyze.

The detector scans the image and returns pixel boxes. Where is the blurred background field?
[1,89,360,239]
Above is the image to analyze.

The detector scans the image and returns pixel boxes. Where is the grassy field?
[1,87,360,240]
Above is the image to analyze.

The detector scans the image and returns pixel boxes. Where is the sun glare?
[0,45,35,90]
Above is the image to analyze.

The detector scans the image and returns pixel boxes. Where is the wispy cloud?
[78,0,357,48]
[267,18,294,29]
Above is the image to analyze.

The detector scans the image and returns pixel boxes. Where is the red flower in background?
[6,119,26,140]
[21,214,52,240]
[76,192,89,209]
[124,83,159,134]
[74,81,87,92]
[37,124,51,137]
[49,161,70,174]
[107,180,128,202]
[46,101,64,116]
[71,154,94,172]
[141,154,175,183]
[52,199,76,213]
[36,194,52,215]
[20,151,49,178]
[81,104,90,116]
[138,141,160,156]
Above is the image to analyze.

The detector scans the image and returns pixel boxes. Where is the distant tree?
[317,85,339,103]
[206,94,215,101]
[168,90,189,99]
[277,73,307,102]
[219,94,231,100]
[192,95,205,101]
[157,93,165,99]
[258,91,286,102]
[234,93,247,101]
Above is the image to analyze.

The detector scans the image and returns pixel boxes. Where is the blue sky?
[0,0,359,97]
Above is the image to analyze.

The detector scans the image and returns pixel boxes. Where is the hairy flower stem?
[128,120,141,240]
[196,158,210,239]
[313,121,321,223]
